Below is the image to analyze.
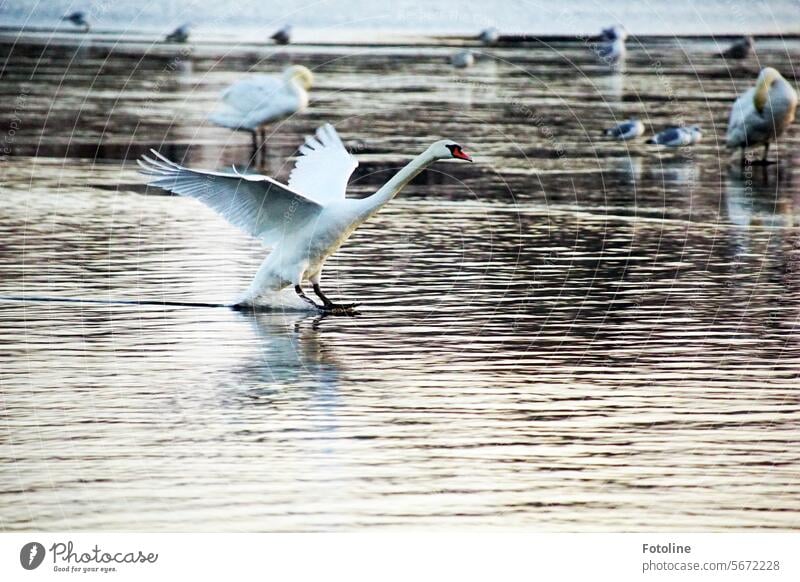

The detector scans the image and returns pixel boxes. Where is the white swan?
[271,25,292,45]
[726,67,798,164]
[138,124,473,312]
[209,65,313,153]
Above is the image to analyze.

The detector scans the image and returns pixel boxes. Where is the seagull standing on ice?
[646,125,702,147]
[138,124,474,313]
[603,119,644,141]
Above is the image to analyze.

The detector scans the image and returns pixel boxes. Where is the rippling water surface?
[1,30,799,531]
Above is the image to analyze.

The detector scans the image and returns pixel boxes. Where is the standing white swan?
[726,67,798,165]
[138,124,473,312]
[209,65,314,154]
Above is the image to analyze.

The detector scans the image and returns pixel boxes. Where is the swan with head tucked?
[138,124,473,312]
[209,65,314,154]
[726,67,797,165]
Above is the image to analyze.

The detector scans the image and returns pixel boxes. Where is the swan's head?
[754,67,783,112]
[285,65,314,90]
[429,140,473,162]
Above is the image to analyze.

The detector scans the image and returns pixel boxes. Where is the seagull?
[208,65,314,157]
[165,24,190,43]
[138,124,473,312]
[271,25,292,45]
[720,36,754,60]
[451,50,475,69]
[478,27,499,45]
[595,25,627,65]
[62,11,90,32]
[603,119,644,141]
[726,67,798,165]
[646,125,702,147]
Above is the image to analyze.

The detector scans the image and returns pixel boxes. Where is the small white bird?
[647,125,702,147]
[62,11,90,32]
[209,65,314,154]
[478,27,499,45]
[603,119,644,141]
[138,124,473,312]
[271,25,292,45]
[726,67,798,165]
[165,24,190,43]
[450,50,475,69]
[595,26,627,66]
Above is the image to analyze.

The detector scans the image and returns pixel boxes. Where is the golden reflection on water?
[1,33,799,531]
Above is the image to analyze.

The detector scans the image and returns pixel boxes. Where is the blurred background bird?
[478,27,499,45]
[62,11,90,32]
[165,23,190,43]
[208,65,314,162]
[451,50,475,69]
[726,67,797,164]
[603,119,645,141]
[647,125,703,146]
[719,35,754,60]
[271,24,292,45]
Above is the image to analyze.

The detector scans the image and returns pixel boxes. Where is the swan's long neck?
[356,148,436,220]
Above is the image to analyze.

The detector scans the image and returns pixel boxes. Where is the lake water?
[1,29,799,531]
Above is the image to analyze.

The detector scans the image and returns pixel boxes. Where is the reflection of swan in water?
[724,168,792,229]
[236,311,341,393]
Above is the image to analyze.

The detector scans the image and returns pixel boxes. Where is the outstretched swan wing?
[138,150,323,244]
[288,123,358,206]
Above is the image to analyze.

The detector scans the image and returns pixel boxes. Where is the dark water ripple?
[1,33,799,531]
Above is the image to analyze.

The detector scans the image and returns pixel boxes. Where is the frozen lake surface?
[1,29,799,530]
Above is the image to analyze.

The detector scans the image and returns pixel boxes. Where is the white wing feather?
[287,123,358,206]
[138,150,323,245]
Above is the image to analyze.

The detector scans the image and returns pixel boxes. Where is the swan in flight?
[166,24,190,43]
[138,124,473,312]
[209,65,314,155]
[720,36,754,60]
[603,119,644,141]
[646,125,702,147]
[451,50,475,69]
[271,25,292,45]
[726,67,797,165]
[62,11,90,32]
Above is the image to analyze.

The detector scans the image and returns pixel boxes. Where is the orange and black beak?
[454,148,473,162]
